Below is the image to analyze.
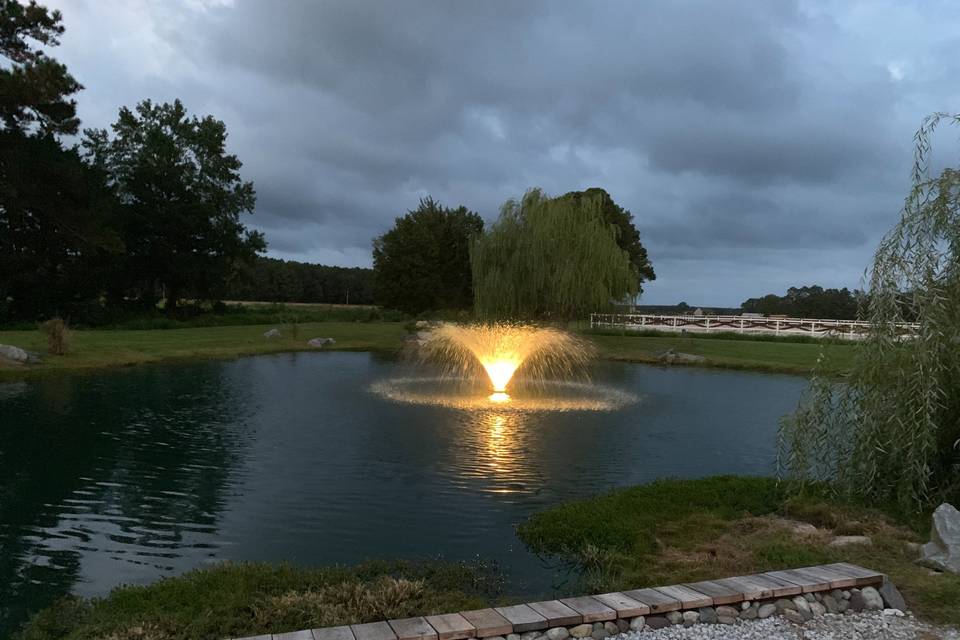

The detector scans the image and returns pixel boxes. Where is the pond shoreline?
[0,322,853,381]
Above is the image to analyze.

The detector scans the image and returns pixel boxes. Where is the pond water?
[0,352,807,634]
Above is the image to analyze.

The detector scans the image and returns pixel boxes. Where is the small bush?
[40,318,71,355]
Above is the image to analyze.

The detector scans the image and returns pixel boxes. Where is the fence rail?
[589,313,919,340]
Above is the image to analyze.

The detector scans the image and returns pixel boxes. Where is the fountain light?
[488,391,511,403]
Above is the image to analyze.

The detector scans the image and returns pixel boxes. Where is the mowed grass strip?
[587,333,855,375]
[0,322,408,379]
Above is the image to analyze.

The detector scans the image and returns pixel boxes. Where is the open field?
[0,322,856,379]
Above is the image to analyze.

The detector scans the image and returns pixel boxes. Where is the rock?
[628,617,645,632]
[792,596,813,621]
[803,593,816,603]
[568,625,592,639]
[657,348,706,364]
[308,337,336,347]
[758,603,777,619]
[809,602,826,617]
[715,606,739,618]
[813,592,823,602]
[879,581,907,611]
[0,344,29,364]
[917,503,960,574]
[829,535,873,547]
[602,621,619,636]
[822,594,839,614]
[741,602,751,611]
[717,615,737,626]
[883,608,905,617]
[590,624,605,640]
[698,607,717,624]
[545,628,568,640]
[739,607,757,620]
[774,599,796,613]
[842,590,851,599]
[665,610,683,625]
[861,586,884,611]
[682,611,699,627]
[848,591,866,612]
[782,609,804,625]
[830,589,845,601]
[521,633,540,640]
[263,328,281,338]
[644,616,670,630]
[614,619,629,634]
[837,599,849,613]
[507,634,520,640]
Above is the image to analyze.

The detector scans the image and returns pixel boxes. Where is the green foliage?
[373,197,483,314]
[82,99,265,313]
[0,0,81,136]
[227,256,374,305]
[471,189,639,321]
[780,113,960,510]
[558,188,655,290]
[15,560,498,640]
[741,285,862,320]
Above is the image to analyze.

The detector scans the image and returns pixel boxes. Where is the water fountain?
[371,323,635,411]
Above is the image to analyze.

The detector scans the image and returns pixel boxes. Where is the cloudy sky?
[45,0,960,306]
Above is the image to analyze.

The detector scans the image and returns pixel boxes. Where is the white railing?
[589,313,920,340]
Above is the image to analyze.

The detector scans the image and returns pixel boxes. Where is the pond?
[0,352,807,634]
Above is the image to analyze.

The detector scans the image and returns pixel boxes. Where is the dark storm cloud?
[46,0,960,304]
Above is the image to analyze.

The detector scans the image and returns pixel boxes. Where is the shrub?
[40,318,71,355]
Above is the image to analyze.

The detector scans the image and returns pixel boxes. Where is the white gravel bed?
[608,612,958,640]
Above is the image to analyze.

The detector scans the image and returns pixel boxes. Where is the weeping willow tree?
[471,188,638,321]
[780,113,960,510]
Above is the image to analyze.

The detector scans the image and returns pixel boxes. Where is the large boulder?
[263,328,281,338]
[657,348,706,364]
[0,344,29,365]
[308,337,336,348]
[918,503,960,574]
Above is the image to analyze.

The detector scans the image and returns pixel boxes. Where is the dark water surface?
[0,352,806,633]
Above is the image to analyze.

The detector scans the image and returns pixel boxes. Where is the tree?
[741,285,861,319]
[372,198,483,314]
[780,113,960,510]
[0,0,82,136]
[0,1,120,321]
[83,99,265,312]
[559,188,655,291]
[471,188,639,321]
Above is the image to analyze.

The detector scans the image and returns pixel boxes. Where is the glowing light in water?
[419,323,593,398]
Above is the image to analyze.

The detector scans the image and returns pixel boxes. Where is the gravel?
[606,611,959,639]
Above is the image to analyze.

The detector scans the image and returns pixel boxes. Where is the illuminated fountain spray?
[418,323,594,403]
[371,323,635,411]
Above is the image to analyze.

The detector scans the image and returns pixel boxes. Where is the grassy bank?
[518,476,959,626]
[0,322,408,379]
[0,321,856,379]
[587,332,854,375]
[16,560,499,640]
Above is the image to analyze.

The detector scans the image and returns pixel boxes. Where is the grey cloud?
[45,0,959,305]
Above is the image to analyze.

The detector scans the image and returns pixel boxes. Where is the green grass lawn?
[0,322,856,379]
[0,322,408,379]
[587,332,855,375]
[518,476,960,626]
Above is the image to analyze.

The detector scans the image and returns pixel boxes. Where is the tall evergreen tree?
[0,0,120,320]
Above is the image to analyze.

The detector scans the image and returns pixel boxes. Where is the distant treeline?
[226,257,374,305]
[741,285,861,320]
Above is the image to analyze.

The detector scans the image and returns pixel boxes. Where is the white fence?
[589,313,920,340]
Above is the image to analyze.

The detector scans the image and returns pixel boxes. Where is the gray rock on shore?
[263,328,281,338]
[917,503,960,574]
[308,337,336,347]
[0,344,41,365]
